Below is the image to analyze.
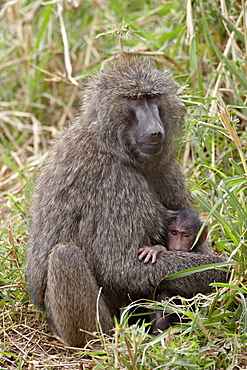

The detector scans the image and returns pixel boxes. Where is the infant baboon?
[138,208,209,335]
[138,208,209,264]
[26,55,227,347]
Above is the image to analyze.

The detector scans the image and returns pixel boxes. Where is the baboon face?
[167,218,197,252]
[166,209,208,252]
[125,93,165,155]
[85,56,181,162]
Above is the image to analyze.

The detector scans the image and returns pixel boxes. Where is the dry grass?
[1,308,94,369]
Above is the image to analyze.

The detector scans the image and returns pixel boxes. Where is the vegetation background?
[0,0,246,368]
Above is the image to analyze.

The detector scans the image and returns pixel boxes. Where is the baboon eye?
[183,233,191,238]
[147,93,161,99]
[130,95,139,100]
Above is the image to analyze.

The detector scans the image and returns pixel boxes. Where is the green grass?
[1,0,247,368]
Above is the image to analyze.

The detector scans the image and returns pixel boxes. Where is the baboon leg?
[150,311,172,335]
[149,289,172,335]
[150,309,181,335]
[44,244,114,347]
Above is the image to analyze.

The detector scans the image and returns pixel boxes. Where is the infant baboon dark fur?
[26,55,227,347]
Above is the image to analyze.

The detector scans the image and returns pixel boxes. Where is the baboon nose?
[148,131,164,143]
[150,131,162,138]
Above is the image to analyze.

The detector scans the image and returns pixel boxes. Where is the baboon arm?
[95,247,227,303]
[149,251,227,298]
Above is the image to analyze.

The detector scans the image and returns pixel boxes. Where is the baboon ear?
[198,225,208,245]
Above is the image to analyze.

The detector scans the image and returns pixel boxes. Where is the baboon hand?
[138,238,168,264]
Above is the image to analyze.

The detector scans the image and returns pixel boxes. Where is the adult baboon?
[26,55,227,347]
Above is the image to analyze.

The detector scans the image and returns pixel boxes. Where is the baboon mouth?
[138,142,163,155]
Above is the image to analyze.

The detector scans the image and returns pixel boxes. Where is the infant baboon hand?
[138,240,168,264]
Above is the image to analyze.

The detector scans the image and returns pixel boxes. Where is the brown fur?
[26,55,227,347]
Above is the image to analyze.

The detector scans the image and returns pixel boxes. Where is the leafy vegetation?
[0,0,246,368]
